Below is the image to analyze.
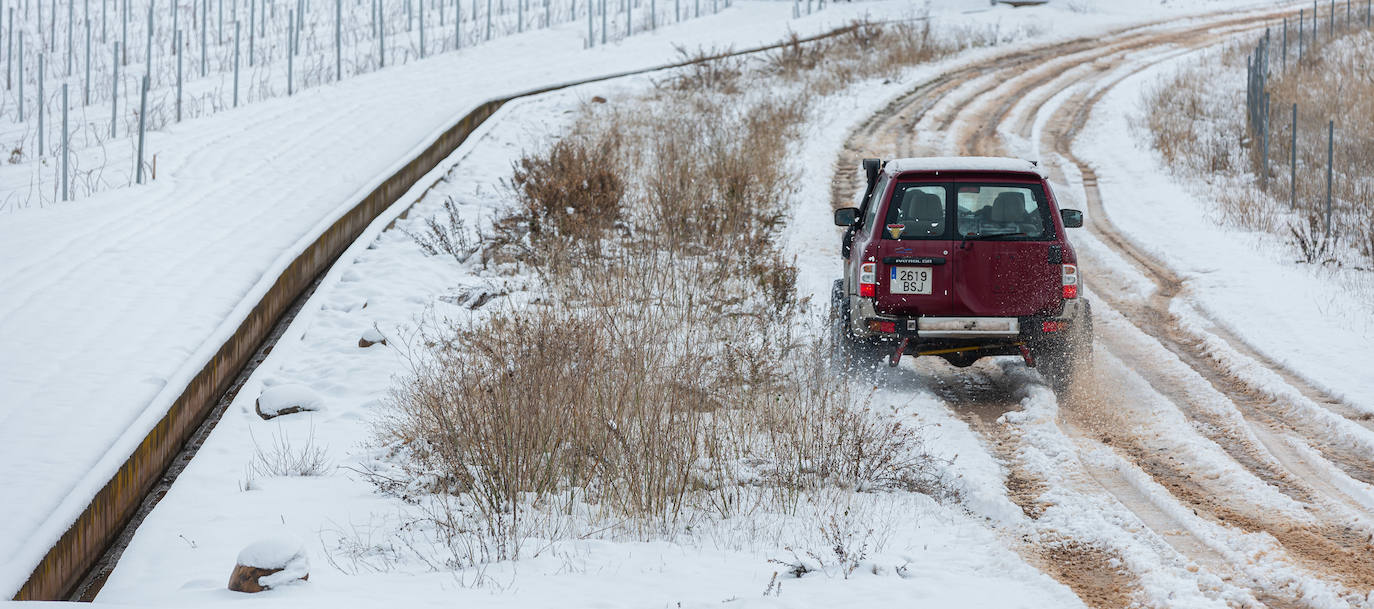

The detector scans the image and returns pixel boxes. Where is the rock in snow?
[228,536,310,593]
[254,384,324,420]
[358,326,387,348]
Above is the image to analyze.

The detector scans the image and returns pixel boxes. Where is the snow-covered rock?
[228,536,310,593]
[358,326,387,348]
[254,384,324,420]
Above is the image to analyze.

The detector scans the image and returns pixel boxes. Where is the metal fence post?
[121,0,127,64]
[586,0,592,46]
[485,0,491,41]
[66,0,72,76]
[38,53,43,155]
[1261,93,1269,190]
[144,0,153,86]
[84,18,90,103]
[233,20,239,105]
[176,29,182,119]
[110,41,117,136]
[15,33,21,122]
[287,9,294,93]
[250,0,256,64]
[379,1,385,66]
[455,0,461,48]
[135,74,146,183]
[335,0,340,77]
[5,7,11,89]
[419,0,425,56]
[600,0,605,43]
[1290,103,1297,209]
[1325,119,1333,240]
[61,83,67,200]
[200,0,206,75]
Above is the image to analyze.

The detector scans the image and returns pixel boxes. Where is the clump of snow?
[255,384,324,419]
[236,535,310,589]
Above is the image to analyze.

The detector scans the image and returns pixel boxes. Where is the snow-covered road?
[826,5,1374,605]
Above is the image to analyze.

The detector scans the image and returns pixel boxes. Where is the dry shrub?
[510,129,625,240]
[400,196,482,264]
[377,18,975,566]
[1216,185,1278,233]
[1143,59,1244,174]
[1145,32,1374,269]
[664,45,745,92]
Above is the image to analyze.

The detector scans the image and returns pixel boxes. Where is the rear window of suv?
[955,184,1054,240]
[881,183,949,240]
[881,181,1056,241]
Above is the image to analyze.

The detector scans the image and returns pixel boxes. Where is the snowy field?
[5,0,1350,607]
[10,0,1370,606]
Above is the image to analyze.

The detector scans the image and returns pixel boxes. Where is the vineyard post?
[176,29,182,119]
[135,74,147,183]
[61,84,68,200]
[110,41,117,135]
[233,20,239,105]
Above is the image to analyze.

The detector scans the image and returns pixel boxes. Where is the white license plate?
[890,266,932,295]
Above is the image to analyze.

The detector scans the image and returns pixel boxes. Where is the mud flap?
[889,337,911,368]
[1019,344,1035,367]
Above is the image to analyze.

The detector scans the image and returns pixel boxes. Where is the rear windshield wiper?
[963,231,1028,240]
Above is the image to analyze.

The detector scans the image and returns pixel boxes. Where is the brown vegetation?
[1145,29,1374,267]
[380,19,994,564]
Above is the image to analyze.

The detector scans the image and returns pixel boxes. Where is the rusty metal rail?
[12,21,887,601]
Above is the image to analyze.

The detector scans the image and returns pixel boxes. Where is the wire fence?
[0,0,817,210]
[1245,0,1373,260]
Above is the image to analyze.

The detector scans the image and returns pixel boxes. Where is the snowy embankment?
[0,0,965,594]
[89,53,1085,609]
[48,2,1304,608]
[1071,48,1374,412]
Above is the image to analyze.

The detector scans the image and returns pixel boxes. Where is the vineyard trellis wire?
[0,0,803,211]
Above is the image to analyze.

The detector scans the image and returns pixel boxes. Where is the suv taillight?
[1062,264,1078,299]
[859,263,877,298]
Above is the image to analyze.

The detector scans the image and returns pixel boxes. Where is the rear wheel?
[1036,301,1094,394]
[828,279,885,372]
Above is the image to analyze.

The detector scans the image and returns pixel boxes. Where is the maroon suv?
[830,157,1092,389]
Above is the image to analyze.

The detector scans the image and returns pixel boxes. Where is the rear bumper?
[848,296,1087,343]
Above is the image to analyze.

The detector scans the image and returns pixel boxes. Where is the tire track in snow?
[831,6,1374,608]
[1023,19,1374,601]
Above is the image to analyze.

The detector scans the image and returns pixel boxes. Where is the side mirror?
[834,207,860,227]
[1060,209,1083,228]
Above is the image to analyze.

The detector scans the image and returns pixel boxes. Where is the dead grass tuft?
[510,129,627,240]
